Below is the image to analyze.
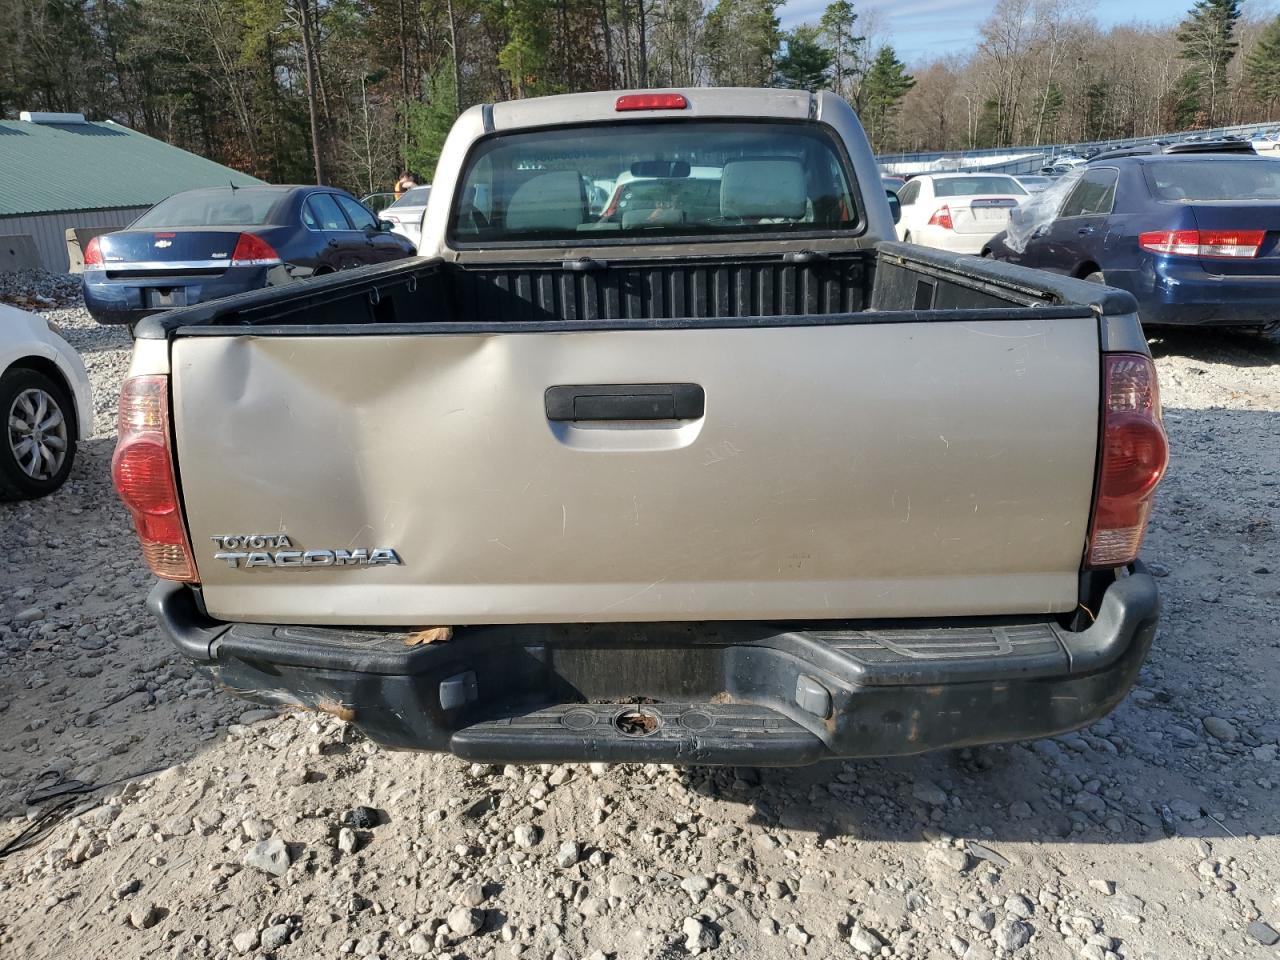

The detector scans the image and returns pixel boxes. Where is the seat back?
[720,159,807,220]
[506,171,585,232]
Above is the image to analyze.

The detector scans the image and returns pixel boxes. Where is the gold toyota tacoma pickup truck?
[114,88,1168,764]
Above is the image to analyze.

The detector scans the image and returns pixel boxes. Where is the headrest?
[505,171,584,232]
[720,159,806,220]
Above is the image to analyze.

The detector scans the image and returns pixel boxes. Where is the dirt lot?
[1,278,1278,960]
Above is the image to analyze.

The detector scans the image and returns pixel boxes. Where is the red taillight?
[111,375,197,582]
[84,236,103,267]
[230,233,281,267]
[615,93,688,111]
[601,185,625,219]
[1139,229,1264,258]
[928,205,954,230]
[1087,354,1169,568]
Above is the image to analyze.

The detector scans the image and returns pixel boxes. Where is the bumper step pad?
[450,701,824,765]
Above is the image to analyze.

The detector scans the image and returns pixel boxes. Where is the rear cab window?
[133,189,283,227]
[390,186,432,208]
[934,176,1026,198]
[1143,159,1280,200]
[450,121,862,245]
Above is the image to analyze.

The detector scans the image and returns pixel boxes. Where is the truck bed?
[152,243,1128,333]
[144,243,1140,626]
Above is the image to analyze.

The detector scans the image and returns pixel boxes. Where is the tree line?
[2,0,1280,193]
[894,0,1280,156]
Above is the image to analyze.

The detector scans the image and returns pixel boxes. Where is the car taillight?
[928,205,954,230]
[112,375,197,582]
[230,233,281,267]
[615,93,688,111]
[84,236,103,267]
[1086,354,1169,568]
[1139,229,1264,258]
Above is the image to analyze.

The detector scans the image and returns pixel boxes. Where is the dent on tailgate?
[170,316,1099,626]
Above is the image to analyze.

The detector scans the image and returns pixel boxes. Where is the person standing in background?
[394,172,418,199]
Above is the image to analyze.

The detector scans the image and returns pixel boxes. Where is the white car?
[1,303,93,500]
[1251,133,1280,154]
[380,185,431,246]
[895,173,1029,254]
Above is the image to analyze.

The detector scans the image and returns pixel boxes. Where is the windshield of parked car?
[1143,160,1280,200]
[389,186,431,208]
[133,189,282,227]
[933,176,1027,197]
[450,121,860,243]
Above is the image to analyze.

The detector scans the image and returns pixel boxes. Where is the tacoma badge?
[210,534,401,569]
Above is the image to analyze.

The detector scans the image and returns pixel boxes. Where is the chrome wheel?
[7,387,68,481]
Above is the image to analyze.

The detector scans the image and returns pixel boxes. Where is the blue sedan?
[985,154,1280,329]
[83,185,417,328]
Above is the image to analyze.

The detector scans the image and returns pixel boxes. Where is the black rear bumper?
[150,569,1159,765]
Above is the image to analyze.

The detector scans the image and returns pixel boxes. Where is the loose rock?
[682,917,717,952]
[243,837,292,878]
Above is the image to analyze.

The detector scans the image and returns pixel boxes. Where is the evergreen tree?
[702,0,780,87]
[1176,0,1240,126]
[974,98,1001,148]
[496,0,556,97]
[774,26,832,90]
[1171,70,1205,129]
[1084,77,1114,140]
[818,0,863,101]
[405,70,459,180]
[859,45,913,149]
[1245,16,1280,112]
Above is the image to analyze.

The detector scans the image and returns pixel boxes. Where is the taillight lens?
[84,236,103,267]
[615,93,688,111]
[230,233,281,267]
[928,205,954,230]
[112,375,197,581]
[1139,229,1264,258]
[1087,354,1169,568]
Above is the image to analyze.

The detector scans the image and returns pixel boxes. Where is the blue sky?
[777,0,1198,63]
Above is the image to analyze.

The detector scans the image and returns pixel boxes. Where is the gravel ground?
[1,273,1278,960]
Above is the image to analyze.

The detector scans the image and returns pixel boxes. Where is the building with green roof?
[0,112,262,272]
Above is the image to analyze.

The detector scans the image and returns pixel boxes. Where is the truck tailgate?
[171,318,1100,624]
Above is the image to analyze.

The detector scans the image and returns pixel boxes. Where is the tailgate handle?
[545,384,704,422]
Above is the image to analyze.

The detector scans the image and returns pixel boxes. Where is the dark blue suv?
[985,152,1280,329]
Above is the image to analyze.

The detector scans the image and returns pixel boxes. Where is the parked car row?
[985,149,1280,329]
[880,138,1280,330]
